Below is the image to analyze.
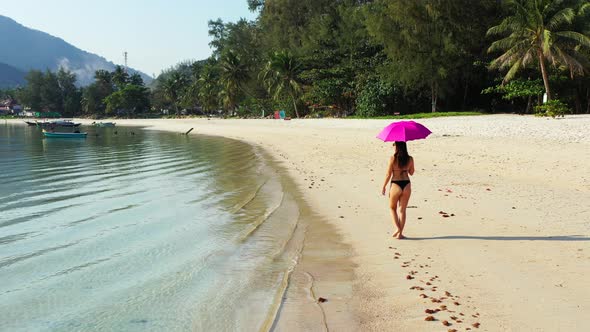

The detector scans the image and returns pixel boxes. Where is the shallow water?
[0,123,303,331]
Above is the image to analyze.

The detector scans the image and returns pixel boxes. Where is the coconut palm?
[219,50,249,114]
[112,65,129,90]
[197,65,221,114]
[162,71,187,115]
[487,0,590,101]
[261,51,303,118]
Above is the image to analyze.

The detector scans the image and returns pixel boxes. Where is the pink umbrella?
[376,121,432,142]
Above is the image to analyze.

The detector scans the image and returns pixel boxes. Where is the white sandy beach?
[33,115,590,330]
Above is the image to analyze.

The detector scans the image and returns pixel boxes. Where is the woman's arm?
[382,157,393,195]
[408,157,415,176]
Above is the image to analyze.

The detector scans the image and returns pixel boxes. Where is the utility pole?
[123,51,128,74]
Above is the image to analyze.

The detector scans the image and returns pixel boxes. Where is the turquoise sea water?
[0,123,303,331]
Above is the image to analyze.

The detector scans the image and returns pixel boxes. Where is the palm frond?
[542,29,552,55]
[547,7,574,30]
[552,45,587,77]
[554,31,590,49]
[504,59,523,83]
[579,2,590,16]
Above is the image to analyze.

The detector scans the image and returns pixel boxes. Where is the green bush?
[534,99,570,118]
[355,78,393,118]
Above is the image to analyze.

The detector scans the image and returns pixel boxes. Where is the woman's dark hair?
[394,141,410,167]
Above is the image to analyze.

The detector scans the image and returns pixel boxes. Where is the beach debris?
[395,252,401,256]
[459,313,464,316]
[486,188,491,191]
[425,309,436,314]
[418,217,423,220]
[450,315,458,321]
[445,291,452,296]
[440,305,448,310]
[472,322,480,328]
[406,275,414,280]
[442,214,450,218]
[442,320,451,326]
[394,256,399,259]
[431,298,442,303]
[318,297,328,303]
[453,301,461,306]
[420,294,428,298]
[448,329,458,332]
[424,316,435,321]
[426,282,432,285]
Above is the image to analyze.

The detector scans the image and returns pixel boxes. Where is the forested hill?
[0,62,25,88]
[0,15,151,86]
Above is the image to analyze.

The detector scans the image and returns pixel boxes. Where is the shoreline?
[6,115,590,330]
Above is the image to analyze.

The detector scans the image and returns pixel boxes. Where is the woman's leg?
[397,184,412,239]
[389,184,402,237]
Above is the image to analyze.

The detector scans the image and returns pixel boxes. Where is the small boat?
[92,121,116,127]
[42,129,87,138]
[53,120,81,127]
[37,120,81,128]
[24,121,37,126]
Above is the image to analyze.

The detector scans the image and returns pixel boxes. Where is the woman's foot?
[397,234,406,240]
[392,230,400,238]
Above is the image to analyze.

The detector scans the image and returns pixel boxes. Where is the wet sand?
[24,115,590,331]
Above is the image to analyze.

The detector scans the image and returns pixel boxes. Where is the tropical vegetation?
[2,0,590,118]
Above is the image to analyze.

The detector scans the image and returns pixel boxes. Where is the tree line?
[3,0,590,118]
[152,0,590,118]
[0,66,150,117]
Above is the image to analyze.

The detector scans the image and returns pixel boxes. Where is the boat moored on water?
[42,129,88,138]
[24,121,37,126]
[36,120,81,128]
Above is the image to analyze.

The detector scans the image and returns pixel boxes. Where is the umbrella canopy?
[376,120,432,142]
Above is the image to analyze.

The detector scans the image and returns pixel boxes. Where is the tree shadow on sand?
[409,235,590,242]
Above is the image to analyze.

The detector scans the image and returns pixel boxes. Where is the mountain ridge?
[0,15,152,86]
[0,62,26,88]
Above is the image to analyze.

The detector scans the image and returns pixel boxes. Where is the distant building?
[0,98,23,114]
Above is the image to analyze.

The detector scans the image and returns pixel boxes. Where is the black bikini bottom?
[391,180,410,190]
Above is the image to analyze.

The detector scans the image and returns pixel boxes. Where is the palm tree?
[162,71,187,115]
[219,50,249,114]
[487,0,590,101]
[261,51,303,118]
[198,68,220,114]
[112,65,129,90]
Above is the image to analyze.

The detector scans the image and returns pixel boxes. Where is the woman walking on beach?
[382,141,414,239]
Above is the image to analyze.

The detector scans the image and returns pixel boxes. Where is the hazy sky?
[0,0,256,76]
